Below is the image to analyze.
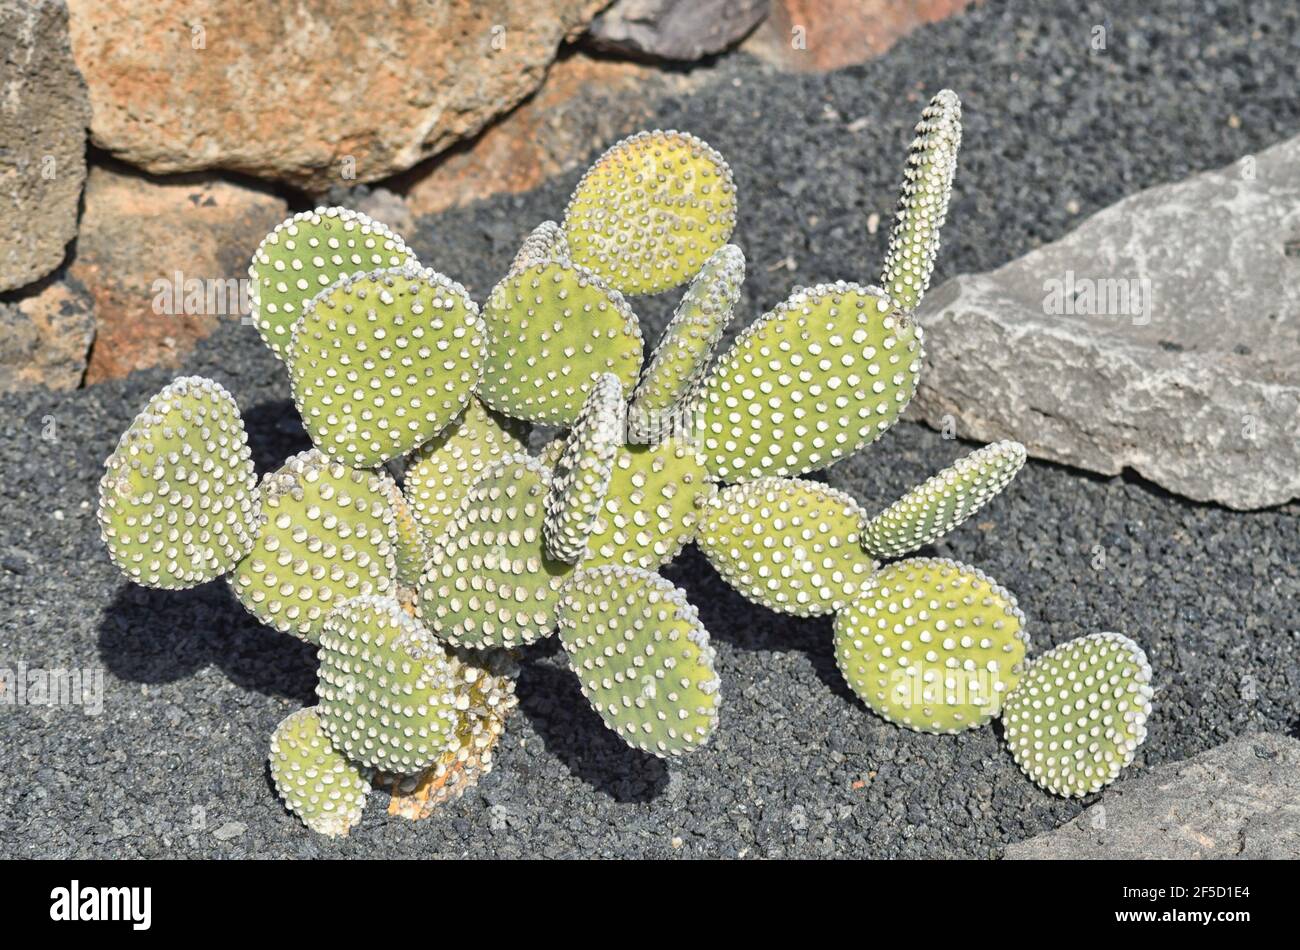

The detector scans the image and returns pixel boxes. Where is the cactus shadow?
[96,580,317,704]
[241,398,313,475]
[515,651,670,804]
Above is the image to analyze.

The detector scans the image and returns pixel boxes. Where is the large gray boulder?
[0,0,90,292]
[910,135,1300,510]
[586,0,768,61]
[1006,733,1300,859]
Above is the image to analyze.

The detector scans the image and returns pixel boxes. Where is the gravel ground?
[2,0,1298,858]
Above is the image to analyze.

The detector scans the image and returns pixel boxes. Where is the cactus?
[98,90,1155,836]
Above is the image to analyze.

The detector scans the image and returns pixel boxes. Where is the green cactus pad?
[535,436,567,468]
[563,130,737,296]
[404,397,529,544]
[381,477,427,589]
[249,207,416,360]
[627,244,744,442]
[583,438,710,571]
[511,220,570,272]
[881,90,961,313]
[417,455,575,648]
[478,259,643,426]
[229,450,396,643]
[697,477,878,617]
[98,376,260,589]
[557,566,721,757]
[834,557,1029,734]
[862,440,1026,558]
[316,595,459,773]
[697,282,922,482]
[544,374,625,563]
[269,707,372,838]
[287,265,484,468]
[1002,632,1154,798]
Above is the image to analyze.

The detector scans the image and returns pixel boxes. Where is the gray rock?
[910,135,1300,510]
[586,0,768,61]
[0,275,95,392]
[1006,734,1300,859]
[0,0,90,292]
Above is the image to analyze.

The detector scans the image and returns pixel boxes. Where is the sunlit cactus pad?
[563,130,737,296]
[544,374,625,563]
[98,376,260,589]
[583,438,710,571]
[382,478,426,589]
[418,455,574,648]
[269,707,372,838]
[697,282,922,482]
[478,259,643,425]
[834,558,1029,734]
[627,243,744,441]
[403,397,528,544]
[881,89,962,313]
[698,477,878,617]
[558,566,721,757]
[511,220,570,273]
[862,440,1026,558]
[316,595,458,773]
[1002,632,1154,797]
[288,265,484,467]
[229,449,396,643]
[249,207,415,360]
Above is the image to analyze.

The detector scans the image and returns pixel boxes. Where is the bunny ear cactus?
[99,89,1155,837]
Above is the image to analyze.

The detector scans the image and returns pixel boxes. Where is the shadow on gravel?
[242,398,313,474]
[96,581,317,703]
[515,652,669,804]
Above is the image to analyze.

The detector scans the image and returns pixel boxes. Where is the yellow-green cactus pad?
[269,706,371,838]
[478,259,643,426]
[381,477,427,588]
[1002,632,1154,798]
[881,90,961,313]
[98,376,260,589]
[834,557,1029,734]
[287,265,484,467]
[563,130,737,296]
[558,566,721,757]
[535,436,567,468]
[627,243,744,442]
[229,450,396,643]
[249,207,415,360]
[544,373,625,563]
[510,220,570,273]
[583,438,710,571]
[417,455,575,648]
[697,477,877,617]
[316,595,458,773]
[697,282,922,482]
[863,440,1026,559]
[404,397,528,544]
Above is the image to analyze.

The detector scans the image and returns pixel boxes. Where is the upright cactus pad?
[697,282,922,482]
[417,455,575,648]
[563,130,737,296]
[249,207,415,360]
[558,566,721,757]
[697,478,878,617]
[316,596,459,773]
[269,707,372,838]
[583,439,710,571]
[627,244,745,441]
[834,558,1029,734]
[288,265,484,467]
[229,450,395,643]
[511,220,570,272]
[98,376,259,589]
[881,90,962,313]
[478,259,643,425]
[862,440,1026,558]
[403,397,528,544]
[1002,632,1154,797]
[382,478,427,589]
[543,374,625,563]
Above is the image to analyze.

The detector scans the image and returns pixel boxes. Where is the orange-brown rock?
[66,0,610,190]
[0,276,96,393]
[70,165,287,383]
[745,0,979,72]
